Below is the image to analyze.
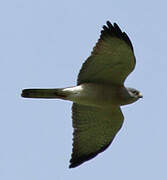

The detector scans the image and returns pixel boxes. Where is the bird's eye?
[133,91,139,96]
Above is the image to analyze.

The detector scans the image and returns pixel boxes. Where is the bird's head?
[127,88,143,101]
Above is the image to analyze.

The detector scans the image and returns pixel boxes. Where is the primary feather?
[77,21,136,85]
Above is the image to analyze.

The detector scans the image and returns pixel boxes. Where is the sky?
[0,0,167,179]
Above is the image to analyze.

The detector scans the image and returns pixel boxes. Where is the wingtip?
[106,21,118,28]
[69,157,84,168]
[69,163,78,168]
[113,22,118,26]
[102,21,117,33]
[102,25,108,31]
[69,141,112,168]
[106,21,112,26]
[102,20,134,51]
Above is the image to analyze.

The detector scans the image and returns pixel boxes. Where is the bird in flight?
[21,21,142,168]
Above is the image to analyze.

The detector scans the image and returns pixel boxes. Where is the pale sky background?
[0,0,167,179]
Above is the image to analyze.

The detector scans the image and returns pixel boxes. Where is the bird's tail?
[21,88,67,99]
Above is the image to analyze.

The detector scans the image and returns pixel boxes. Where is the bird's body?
[22,83,139,107]
[22,21,142,168]
[62,83,140,107]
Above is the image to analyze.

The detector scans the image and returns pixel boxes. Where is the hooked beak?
[138,92,143,98]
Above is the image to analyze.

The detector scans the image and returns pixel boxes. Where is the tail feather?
[21,88,67,99]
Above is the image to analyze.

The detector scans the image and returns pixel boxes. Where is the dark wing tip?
[101,21,134,51]
[69,142,111,168]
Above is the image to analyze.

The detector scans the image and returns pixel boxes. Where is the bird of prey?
[21,21,142,168]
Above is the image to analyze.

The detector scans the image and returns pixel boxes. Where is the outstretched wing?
[69,103,124,168]
[77,21,136,85]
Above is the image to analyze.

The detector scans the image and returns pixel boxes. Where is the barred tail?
[21,88,67,99]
